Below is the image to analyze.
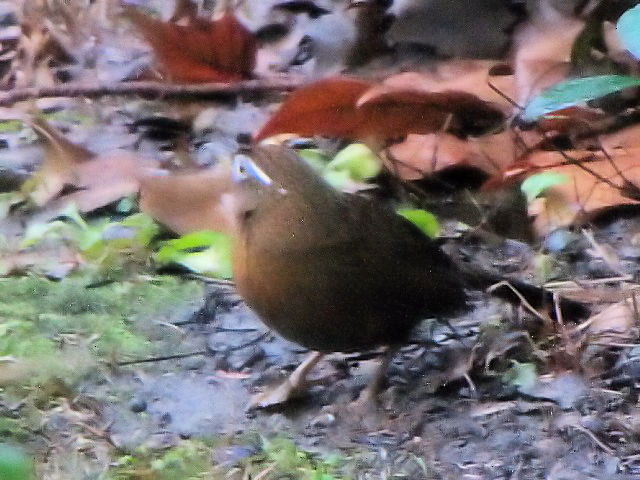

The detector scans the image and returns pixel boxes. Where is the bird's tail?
[453,260,590,321]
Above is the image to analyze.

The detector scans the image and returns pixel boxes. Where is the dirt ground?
[45,218,640,479]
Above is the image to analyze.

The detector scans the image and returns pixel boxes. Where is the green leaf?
[397,208,440,239]
[298,149,330,173]
[116,196,137,214]
[0,444,33,480]
[57,202,88,229]
[75,223,106,252]
[326,143,381,181]
[502,361,537,390]
[617,4,640,59]
[154,230,232,278]
[522,75,640,121]
[20,220,70,248]
[0,120,24,133]
[520,172,568,202]
[118,213,159,248]
[322,169,352,190]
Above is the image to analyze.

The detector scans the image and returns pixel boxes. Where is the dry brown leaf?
[139,162,233,235]
[60,151,158,213]
[23,118,158,212]
[0,245,79,278]
[587,294,639,342]
[23,118,94,206]
[124,7,256,83]
[357,88,505,138]
[600,124,640,151]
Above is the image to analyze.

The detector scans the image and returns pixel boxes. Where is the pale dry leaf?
[56,151,159,213]
[387,129,520,179]
[373,60,516,113]
[24,119,158,211]
[587,294,639,341]
[512,16,585,108]
[139,162,233,235]
[522,147,640,233]
[600,124,640,152]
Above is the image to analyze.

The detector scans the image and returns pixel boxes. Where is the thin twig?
[572,425,615,455]
[0,78,301,106]
[487,280,548,323]
[117,350,207,366]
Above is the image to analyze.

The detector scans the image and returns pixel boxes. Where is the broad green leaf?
[617,4,640,59]
[502,361,537,390]
[154,230,232,278]
[75,223,106,252]
[520,172,568,202]
[397,208,440,239]
[168,247,232,278]
[326,143,380,181]
[154,231,222,262]
[298,148,330,173]
[322,169,352,190]
[522,75,640,121]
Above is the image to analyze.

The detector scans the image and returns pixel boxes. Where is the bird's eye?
[232,154,273,186]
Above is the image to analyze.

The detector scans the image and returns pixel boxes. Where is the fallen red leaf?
[357,88,505,138]
[254,76,505,145]
[532,106,606,134]
[124,8,256,83]
[254,76,372,141]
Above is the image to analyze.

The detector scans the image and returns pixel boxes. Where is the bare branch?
[0,78,301,106]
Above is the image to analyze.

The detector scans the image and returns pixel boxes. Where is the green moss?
[109,440,212,480]
[0,275,202,393]
[260,437,343,480]
[0,418,32,444]
[108,436,346,480]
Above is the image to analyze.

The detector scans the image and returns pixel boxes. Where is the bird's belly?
[234,251,421,352]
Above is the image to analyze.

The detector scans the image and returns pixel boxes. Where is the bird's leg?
[248,351,324,409]
[353,345,400,406]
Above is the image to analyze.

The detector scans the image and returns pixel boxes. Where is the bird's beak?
[232,154,273,186]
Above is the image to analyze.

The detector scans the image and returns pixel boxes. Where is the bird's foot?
[247,378,306,410]
[247,351,324,410]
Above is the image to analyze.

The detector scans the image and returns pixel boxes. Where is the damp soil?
[51,217,640,479]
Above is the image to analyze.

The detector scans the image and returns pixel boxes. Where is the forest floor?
[4,216,640,479]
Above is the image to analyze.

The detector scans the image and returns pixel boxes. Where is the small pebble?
[129,398,147,413]
[309,413,335,428]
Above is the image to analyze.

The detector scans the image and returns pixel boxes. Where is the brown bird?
[223,144,587,408]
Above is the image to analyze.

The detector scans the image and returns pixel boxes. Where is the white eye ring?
[232,154,273,186]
